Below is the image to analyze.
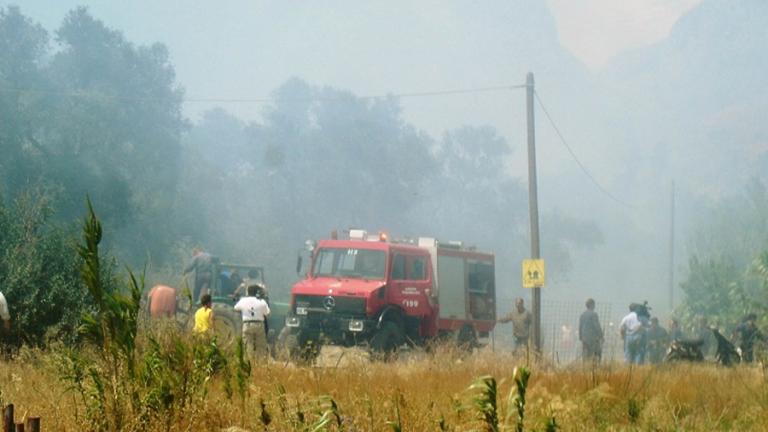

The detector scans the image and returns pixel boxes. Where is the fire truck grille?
[294,295,366,315]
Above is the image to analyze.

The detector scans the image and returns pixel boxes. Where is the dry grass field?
[1,340,767,431]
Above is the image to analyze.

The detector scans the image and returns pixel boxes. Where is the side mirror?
[296,254,303,275]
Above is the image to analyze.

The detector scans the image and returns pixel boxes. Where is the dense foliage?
[0,190,90,347]
[0,6,185,264]
[678,178,768,330]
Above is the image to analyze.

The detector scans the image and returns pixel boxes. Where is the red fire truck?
[278,230,496,360]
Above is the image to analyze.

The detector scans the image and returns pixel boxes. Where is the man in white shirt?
[0,291,10,331]
[234,284,270,360]
[620,304,646,364]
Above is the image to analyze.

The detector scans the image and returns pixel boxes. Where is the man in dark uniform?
[732,313,763,363]
[579,298,604,362]
[646,317,669,364]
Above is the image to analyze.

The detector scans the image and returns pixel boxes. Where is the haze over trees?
[1,1,768,343]
[0,5,602,341]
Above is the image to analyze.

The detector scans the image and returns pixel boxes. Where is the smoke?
[11,1,768,319]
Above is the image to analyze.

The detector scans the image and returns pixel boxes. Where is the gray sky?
[15,0,700,125]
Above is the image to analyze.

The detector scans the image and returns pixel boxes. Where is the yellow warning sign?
[522,259,545,288]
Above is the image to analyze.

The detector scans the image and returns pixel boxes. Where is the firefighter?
[497,298,532,353]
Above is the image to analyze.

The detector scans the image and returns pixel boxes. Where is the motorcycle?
[664,327,740,366]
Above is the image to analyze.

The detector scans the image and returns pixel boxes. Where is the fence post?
[14,423,23,432]
[25,418,39,432]
[3,404,13,432]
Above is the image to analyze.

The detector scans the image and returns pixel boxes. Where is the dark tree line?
[0,6,185,263]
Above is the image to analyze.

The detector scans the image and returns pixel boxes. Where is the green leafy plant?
[506,367,531,432]
[469,375,500,431]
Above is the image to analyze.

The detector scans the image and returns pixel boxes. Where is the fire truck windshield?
[312,248,386,280]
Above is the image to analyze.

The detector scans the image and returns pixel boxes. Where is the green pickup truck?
[186,262,289,349]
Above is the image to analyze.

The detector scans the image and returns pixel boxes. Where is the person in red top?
[147,285,177,319]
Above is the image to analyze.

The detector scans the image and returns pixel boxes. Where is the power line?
[534,90,638,209]
[0,83,526,104]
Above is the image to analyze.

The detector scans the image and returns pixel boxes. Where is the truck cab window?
[408,256,427,280]
[391,254,406,280]
[313,248,386,280]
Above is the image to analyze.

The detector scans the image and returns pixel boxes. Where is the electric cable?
[0,83,526,104]
[534,90,638,209]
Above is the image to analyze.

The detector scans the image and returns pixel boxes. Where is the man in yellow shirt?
[193,294,214,334]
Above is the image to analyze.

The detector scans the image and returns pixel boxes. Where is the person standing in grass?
[0,291,10,332]
[498,298,532,353]
[732,313,764,363]
[183,248,214,302]
[694,315,716,360]
[579,298,604,362]
[234,284,271,360]
[668,318,683,341]
[645,317,669,364]
[620,304,645,364]
[147,284,177,319]
[193,294,214,335]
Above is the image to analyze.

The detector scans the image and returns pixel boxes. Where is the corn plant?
[469,375,500,432]
[63,198,143,431]
[505,366,531,432]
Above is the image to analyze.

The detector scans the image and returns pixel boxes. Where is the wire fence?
[493,300,624,365]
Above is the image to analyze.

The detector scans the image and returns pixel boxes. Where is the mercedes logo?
[323,296,336,310]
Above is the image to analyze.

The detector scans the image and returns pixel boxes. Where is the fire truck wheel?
[276,327,320,364]
[370,321,403,361]
[454,325,477,353]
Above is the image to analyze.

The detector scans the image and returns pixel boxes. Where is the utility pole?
[669,181,676,311]
[525,72,542,353]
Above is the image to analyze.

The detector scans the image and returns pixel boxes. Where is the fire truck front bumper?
[285,313,374,335]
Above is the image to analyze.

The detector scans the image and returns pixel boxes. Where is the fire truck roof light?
[349,229,367,240]
[379,231,389,242]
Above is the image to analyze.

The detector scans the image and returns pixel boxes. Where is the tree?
[0,6,50,198]
[0,6,186,266]
[678,177,768,327]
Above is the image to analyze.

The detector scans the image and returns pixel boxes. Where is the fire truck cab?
[279,230,496,359]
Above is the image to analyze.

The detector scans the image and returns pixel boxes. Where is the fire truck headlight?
[348,319,364,332]
[286,316,300,328]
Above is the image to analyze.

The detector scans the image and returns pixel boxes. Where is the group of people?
[145,248,272,360]
[618,302,665,364]
[496,297,608,362]
[191,283,271,359]
[619,304,765,365]
[496,297,765,365]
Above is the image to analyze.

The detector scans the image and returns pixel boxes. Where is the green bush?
[0,189,92,348]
